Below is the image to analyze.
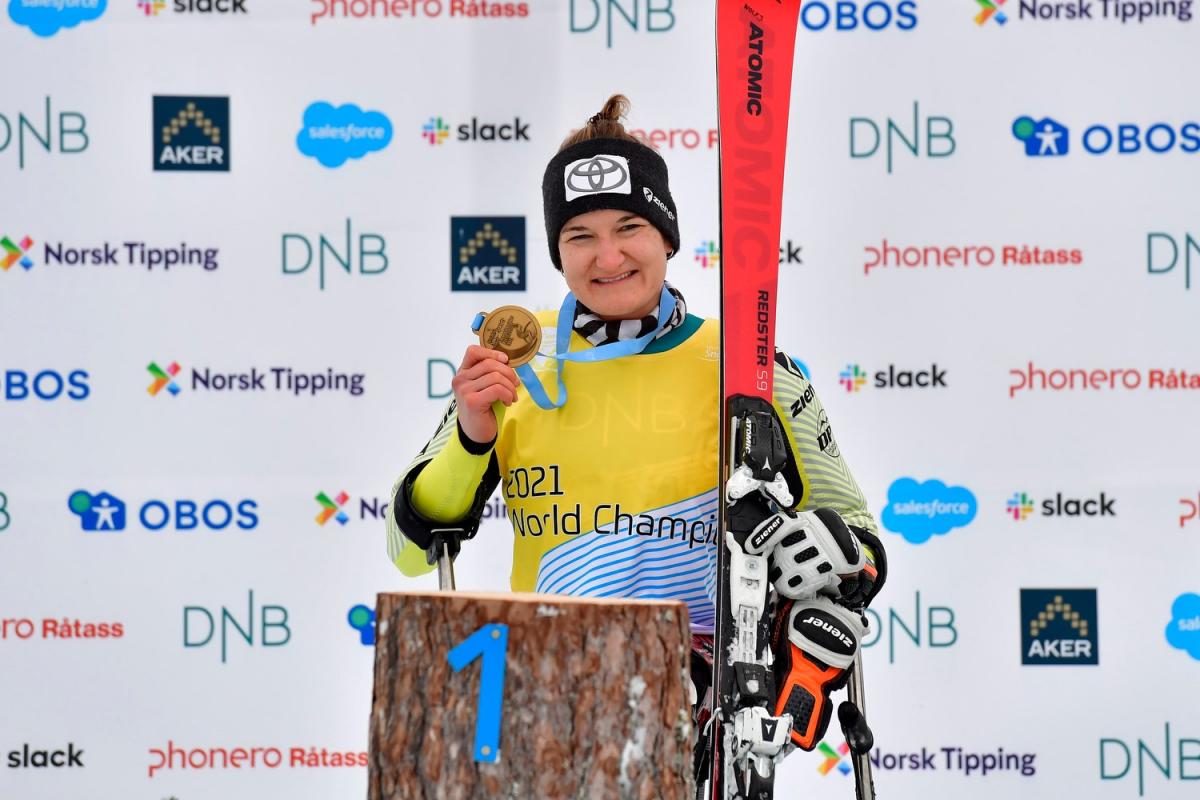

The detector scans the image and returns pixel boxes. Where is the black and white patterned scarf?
[573,282,688,347]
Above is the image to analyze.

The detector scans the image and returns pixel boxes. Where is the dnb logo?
[153,96,230,171]
[1020,589,1099,665]
[8,0,106,37]
[564,155,630,201]
[451,217,526,291]
[348,604,376,645]
[881,478,977,544]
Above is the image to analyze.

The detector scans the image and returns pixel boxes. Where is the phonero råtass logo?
[297,102,392,168]
[1020,588,1099,665]
[881,478,977,544]
[1166,593,1200,661]
[153,96,230,171]
[316,491,350,526]
[451,217,526,291]
[8,0,106,37]
[2,235,35,271]
[147,361,181,396]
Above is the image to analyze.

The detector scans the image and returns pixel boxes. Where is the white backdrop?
[2,1,1199,798]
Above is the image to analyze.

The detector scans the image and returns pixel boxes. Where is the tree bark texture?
[369,591,694,800]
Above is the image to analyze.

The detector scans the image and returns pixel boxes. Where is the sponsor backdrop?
[2,1,1198,798]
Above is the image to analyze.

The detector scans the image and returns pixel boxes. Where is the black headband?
[541,137,680,271]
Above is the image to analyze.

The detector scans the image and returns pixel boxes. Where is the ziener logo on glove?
[801,614,855,651]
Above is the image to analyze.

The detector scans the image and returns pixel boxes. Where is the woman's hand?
[452,345,521,445]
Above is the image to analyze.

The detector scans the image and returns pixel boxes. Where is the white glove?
[743,508,866,600]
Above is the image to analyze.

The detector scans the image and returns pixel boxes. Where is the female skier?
[386,95,887,767]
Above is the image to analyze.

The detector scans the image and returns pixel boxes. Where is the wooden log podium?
[368,592,695,800]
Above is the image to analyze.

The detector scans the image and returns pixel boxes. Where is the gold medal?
[475,305,542,367]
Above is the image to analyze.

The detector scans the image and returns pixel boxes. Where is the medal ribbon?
[471,285,677,411]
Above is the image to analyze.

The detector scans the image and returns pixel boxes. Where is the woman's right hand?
[452,345,521,446]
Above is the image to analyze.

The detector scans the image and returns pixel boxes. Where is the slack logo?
[1020,588,1099,665]
[6,743,84,768]
[1007,491,1116,520]
[839,363,947,392]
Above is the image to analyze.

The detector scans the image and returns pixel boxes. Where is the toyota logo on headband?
[564,154,631,201]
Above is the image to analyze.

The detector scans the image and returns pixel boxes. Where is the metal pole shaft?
[437,544,456,591]
[847,650,875,800]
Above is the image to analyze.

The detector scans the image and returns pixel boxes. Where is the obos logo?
[1,369,89,401]
[68,490,259,532]
[451,217,526,291]
[348,604,376,645]
[1013,115,1200,158]
[1020,588,1099,665]
[8,0,105,37]
[153,96,230,171]
[881,478,977,544]
[297,102,392,168]
[801,1,917,31]
[1165,592,1200,661]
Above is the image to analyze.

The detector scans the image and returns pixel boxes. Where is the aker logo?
[1,236,35,271]
[316,491,350,526]
[8,0,105,37]
[1020,588,1098,665]
[297,102,392,168]
[153,96,229,171]
[817,740,852,776]
[68,490,126,531]
[147,361,182,396]
[348,604,376,645]
[1165,592,1200,661]
[800,1,918,31]
[183,590,290,664]
[1007,491,1116,520]
[564,154,630,201]
[974,0,1008,24]
[451,217,526,291]
[6,743,84,768]
[422,115,529,144]
[881,478,977,545]
[569,0,675,48]
[1013,116,1069,156]
[67,490,259,532]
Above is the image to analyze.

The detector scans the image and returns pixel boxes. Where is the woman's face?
[558,208,671,320]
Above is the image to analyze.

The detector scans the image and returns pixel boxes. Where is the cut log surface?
[369,591,695,800]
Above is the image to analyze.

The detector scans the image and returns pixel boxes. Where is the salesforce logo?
[881,477,977,544]
[1166,593,1200,661]
[8,0,106,37]
[296,102,393,168]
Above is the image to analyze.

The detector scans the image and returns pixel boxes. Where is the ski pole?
[842,646,876,800]
[428,529,462,591]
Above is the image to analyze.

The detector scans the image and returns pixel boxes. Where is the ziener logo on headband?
[564,155,630,201]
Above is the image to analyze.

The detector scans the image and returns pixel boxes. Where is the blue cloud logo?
[8,0,106,37]
[881,477,977,545]
[1166,593,1200,660]
[296,102,393,168]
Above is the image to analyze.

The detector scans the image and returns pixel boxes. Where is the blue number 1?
[447,623,509,763]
